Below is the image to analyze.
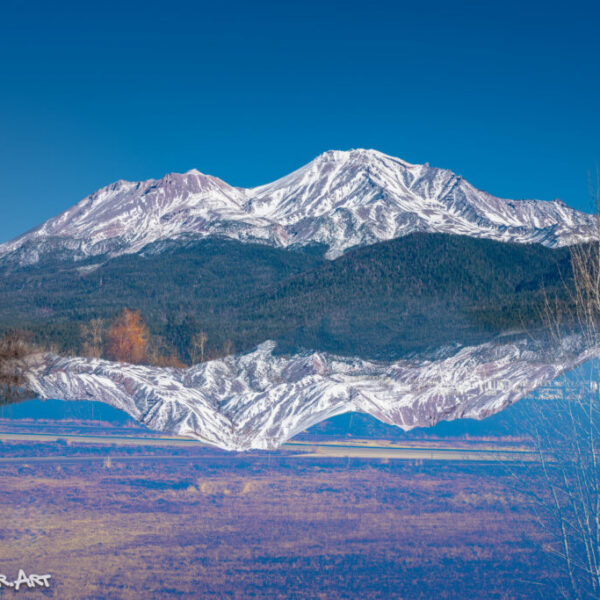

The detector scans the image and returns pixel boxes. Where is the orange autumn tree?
[105,309,149,364]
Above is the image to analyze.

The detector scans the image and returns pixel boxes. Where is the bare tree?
[0,331,36,406]
[525,179,600,599]
[80,318,105,358]
[222,339,234,357]
[190,331,208,364]
[146,334,185,367]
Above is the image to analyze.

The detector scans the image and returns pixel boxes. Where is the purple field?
[0,415,563,600]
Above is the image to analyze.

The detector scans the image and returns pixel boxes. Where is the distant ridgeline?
[0,233,575,363]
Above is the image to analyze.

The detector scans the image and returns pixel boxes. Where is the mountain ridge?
[1,149,594,267]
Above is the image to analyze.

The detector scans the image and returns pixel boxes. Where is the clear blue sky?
[1,0,599,243]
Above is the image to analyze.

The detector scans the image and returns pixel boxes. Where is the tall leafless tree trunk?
[190,331,208,364]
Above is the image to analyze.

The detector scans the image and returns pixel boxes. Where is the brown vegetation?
[0,331,36,406]
[70,311,225,367]
[105,309,149,364]
[146,335,187,367]
[80,318,105,358]
[0,443,560,600]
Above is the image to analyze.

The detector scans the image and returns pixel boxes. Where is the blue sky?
[1,0,599,243]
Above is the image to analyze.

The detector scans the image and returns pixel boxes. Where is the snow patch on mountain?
[0,149,595,265]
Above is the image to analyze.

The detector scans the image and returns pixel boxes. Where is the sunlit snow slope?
[1,149,594,265]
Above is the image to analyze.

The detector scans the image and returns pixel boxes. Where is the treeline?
[0,234,577,361]
[76,308,234,366]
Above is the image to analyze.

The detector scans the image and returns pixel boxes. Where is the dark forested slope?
[0,233,573,360]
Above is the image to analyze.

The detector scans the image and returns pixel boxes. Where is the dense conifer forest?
[0,233,574,362]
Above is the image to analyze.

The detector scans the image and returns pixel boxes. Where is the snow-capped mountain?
[24,336,597,451]
[0,149,595,265]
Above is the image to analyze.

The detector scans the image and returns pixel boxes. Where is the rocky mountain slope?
[1,149,594,266]
[4,150,596,449]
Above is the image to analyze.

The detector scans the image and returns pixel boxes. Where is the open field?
[0,405,561,599]
[0,429,563,600]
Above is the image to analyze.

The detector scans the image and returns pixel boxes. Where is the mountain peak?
[314,148,415,168]
[0,149,595,264]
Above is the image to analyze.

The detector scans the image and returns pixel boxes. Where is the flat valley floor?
[0,421,563,600]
